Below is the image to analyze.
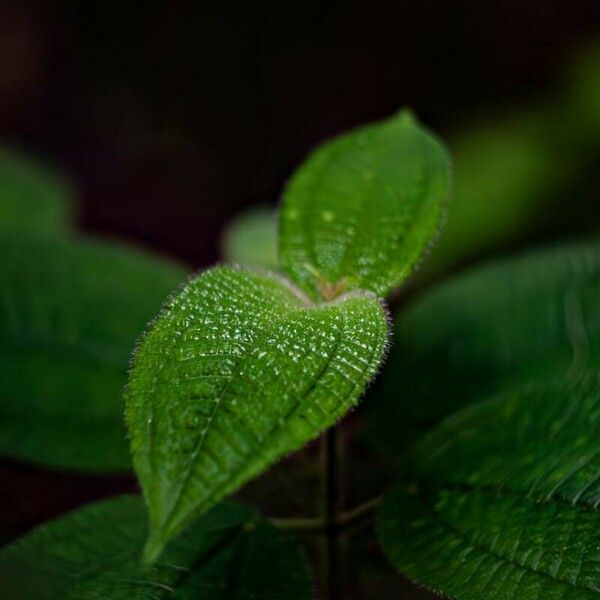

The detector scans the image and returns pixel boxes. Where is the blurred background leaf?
[0,495,312,599]
[378,374,600,599]
[0,235,186,472]
[221,205,279,270]
[0,147,74,235]
[367,240,600,462]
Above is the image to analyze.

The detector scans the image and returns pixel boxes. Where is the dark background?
[1,0,598,267]
[0,1,598,598]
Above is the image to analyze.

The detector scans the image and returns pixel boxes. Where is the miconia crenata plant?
[2,109,600,599]
[126,266,389,563]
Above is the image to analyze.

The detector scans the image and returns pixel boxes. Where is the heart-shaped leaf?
[0,147,74,235]
[0,235,185,471]
[126,265,388,563]
[0,495,311,599]
[378,374,600,599]
[279,110,451,300]
[368,239,600,460]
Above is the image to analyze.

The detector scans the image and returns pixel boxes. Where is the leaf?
[279,110,451,300]
[419,113,565,280]
[377,374,600,599]
[367,239,600,460]
[0,235,186,471]
[125,265,389,563]
[0,495,311,599]
[221,206,279,269]
[0,147,74,235]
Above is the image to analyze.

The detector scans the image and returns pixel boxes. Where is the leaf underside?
[0,147,74,235]
[279,110,451,300]
[368,239,600,459]
[126,265,388,562]
[0,235,185,471]
[378,375,600,599]
[0,495,311,599]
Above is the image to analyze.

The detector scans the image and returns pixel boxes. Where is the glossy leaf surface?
[279,111,450,300]
[368,240,600,459]
[0,235,185,471]
[0,147,74,234]
[126,265,388,562]
[378,375,600,599]
[0,495,311,599]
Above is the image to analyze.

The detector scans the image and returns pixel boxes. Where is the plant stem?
[269,496,381,532]
[323,427,342,600]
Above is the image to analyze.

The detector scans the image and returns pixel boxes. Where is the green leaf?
[0,235,185,471]
[368,239,600,460]
[221,206,279,269]
[419,113,565,279]
[377,374,600,599]
[279,110,451,300]
[125,265,389,563]
[0,147,74,235]
[0,495,311,599]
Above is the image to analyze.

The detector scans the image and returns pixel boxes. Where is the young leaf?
[0,147,74,235]
[0,235,185,471]
[279,110,451,300]
[0,495,311,599]
[126,265,389,563]
[378,375,600,599]
[368,239,600,460]
[221,205,279,269]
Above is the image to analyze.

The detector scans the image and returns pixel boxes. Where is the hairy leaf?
[378,374,600,599]
[368,240,600,459]
[0,147,74,234]
[126,265,388,563]
[221,206,279,269]
[0,495,311,599]
[0,235,185,471]
[279,110,450,300]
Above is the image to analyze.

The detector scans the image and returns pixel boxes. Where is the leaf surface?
[279,110,450,300]
[0,495,311,599]
[378,375,600,599]
[0,235,185,471]
[0,147,74,234]
[126,265,388,562]
[368,240,600,459]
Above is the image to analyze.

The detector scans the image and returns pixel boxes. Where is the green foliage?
[279,110,451,300]
[126,265,389,563]
[221,206,279,269]
[0,235,185,471]
[0,147,74,235]
[368,240,600,460]
[377,374,600,599]
[0,495,311,599]
[421,113,564,278]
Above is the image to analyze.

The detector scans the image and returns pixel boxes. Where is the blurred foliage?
[378,374,600,599]
[0,147,74,235]
[0,235,186,472]
[367,239,600,462]
[221,205,279,270]
[0,495,311,599]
